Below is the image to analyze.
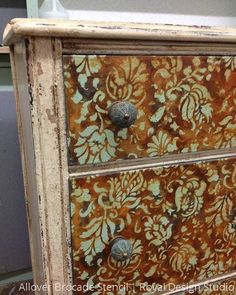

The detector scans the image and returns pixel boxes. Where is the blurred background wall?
[0,0,31,286]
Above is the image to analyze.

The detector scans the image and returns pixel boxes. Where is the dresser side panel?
[10,41,45,289]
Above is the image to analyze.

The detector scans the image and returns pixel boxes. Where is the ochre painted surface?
[70,158,236,294]
[63,55,236,165]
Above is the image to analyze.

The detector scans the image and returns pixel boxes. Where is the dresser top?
[3,18,236,46]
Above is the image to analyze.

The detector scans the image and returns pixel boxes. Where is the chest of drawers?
[3,19,236,295]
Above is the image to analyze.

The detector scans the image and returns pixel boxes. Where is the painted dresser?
[3,19,236,295]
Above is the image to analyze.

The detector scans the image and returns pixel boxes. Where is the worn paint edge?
[3,18,236,46]
[10,41,46,290]
[69,148,236,178]
[62,39,236,55]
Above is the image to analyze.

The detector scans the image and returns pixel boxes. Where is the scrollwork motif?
[71,159,236,294]
[64,55,236,165]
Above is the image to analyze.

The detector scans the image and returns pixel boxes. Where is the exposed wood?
[0,46,9,54]
[69,147,236,178]
[3,18,236,46]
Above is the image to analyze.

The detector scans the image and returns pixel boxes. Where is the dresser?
[3,19,236,295]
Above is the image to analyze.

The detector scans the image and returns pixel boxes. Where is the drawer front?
[63,55,236,165]
[70,158,236,293]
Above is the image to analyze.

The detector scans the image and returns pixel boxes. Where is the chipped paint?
[37,62,43,76]
[45,109,56,124]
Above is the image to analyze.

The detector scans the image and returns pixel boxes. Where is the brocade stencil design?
[63,55,236,165]
[70,159,236,294]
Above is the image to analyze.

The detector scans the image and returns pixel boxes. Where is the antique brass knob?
[111,237,132,261]
[108,101,137,128]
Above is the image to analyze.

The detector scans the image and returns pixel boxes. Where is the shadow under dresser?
[3,19,236,295]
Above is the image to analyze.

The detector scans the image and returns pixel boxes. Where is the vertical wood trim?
[10,42,45,290]
[25,37,72,294]
[10,38,72,294]
[54,38,73,291]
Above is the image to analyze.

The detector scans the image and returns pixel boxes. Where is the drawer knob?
[108,101,137,128]
[111,237,132,261]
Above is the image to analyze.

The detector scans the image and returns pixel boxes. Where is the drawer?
[70,158,236,293]
[63,55,236,165]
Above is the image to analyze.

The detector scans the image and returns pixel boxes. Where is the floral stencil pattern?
[70,158,236,294]
[63,55,236,165]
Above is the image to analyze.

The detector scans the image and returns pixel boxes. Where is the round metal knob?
[111,237,132,261]
[108,101,137,128]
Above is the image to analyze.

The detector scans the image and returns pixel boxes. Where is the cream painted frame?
[9,38,72,295]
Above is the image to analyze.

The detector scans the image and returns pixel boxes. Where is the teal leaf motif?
[80,125,97,137]
[80,216,117,265]
[72,90,83,104]
[74,126,118,164]
[74,101,91,124]
[150,106,165,123]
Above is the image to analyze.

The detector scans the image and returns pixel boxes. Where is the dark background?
[0,0,31,277]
